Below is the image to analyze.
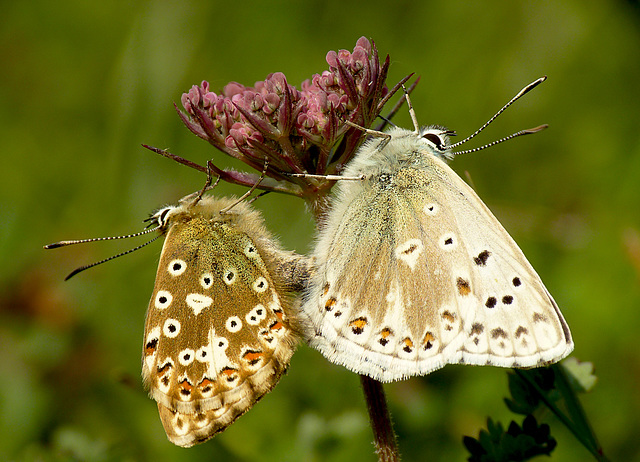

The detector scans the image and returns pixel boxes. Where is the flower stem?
[360,375,399,462]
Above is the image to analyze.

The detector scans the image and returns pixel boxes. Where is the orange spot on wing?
[441,311,455,323]
[199,378,213,388]
[221,367,238,377]
[156,362,172,375]
[270,321,284,331]
[243,350,264,365]
[325,297,337,311]
[456,277,471,296]
[145,338,158,355]
[349,317,368,335]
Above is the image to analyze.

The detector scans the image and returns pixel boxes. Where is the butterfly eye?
[150,207,173,227]
[422,132,445,150]
[159,208,171,224]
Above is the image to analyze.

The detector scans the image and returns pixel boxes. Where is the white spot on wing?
[186,293,213,315]
[386,288,397,303]
[167,259,187,276]
[163,319,181,338]
[195,345,211,362]
[226,316,242,333]
[155,290,172,309]
[244,243,259,258]
[252,277,268,293]
[395,238,424,270]
[424,203,439,216]
[223,268,237,285]
[246,304,267,325]
[146,327,160,345]
[178,348,195,366]
[200,272,214,289]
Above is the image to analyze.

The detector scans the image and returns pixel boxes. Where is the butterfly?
[140,194,303,446]
[300,79,573,382]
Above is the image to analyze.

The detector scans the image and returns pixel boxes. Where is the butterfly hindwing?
[142,197,298,447]
[303,126,573,382]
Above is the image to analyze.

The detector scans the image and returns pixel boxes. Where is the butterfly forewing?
[434,158,572,367]
[303,126,573,382]
[142,197,297,447]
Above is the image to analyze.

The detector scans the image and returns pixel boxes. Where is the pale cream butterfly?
[301,77,573,382]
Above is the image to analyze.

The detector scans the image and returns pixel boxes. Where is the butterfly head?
[147,195,248,239]
[148,206,178,233]
[416,125,456,160]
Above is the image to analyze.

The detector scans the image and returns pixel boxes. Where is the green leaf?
[561,358,598,393]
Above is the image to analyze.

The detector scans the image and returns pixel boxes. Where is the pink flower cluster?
[177,37,395,202]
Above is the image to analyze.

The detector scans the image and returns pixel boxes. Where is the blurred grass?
[1,0,639,460]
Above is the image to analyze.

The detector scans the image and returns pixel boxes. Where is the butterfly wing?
[142,215,296,447]
[304,153,572,382]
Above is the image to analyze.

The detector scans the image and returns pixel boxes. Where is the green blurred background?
[2,0,639,460]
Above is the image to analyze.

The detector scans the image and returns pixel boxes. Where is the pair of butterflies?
[52,81,573,447]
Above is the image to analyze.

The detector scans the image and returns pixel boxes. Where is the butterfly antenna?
[62,235,162,280]
[448,76,547,150]
[219,158,269,214]
[44,225,161,249]
[452,124,548,156]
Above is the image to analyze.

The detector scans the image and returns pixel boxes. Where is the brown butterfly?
[140,194,310,446]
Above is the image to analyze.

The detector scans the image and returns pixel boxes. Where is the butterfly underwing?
[301,121,573,383]
[143,195,303,447]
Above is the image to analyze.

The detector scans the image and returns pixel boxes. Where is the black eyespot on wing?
[485,297,497,308]
[490,328,508,339]
[473,250,491,266]
[145,338,158,354]
[470,323,484,335]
